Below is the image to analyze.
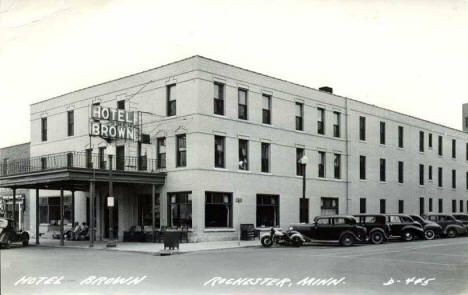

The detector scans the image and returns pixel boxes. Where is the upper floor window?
[428,133,433,149]
[117,100,125,110]
[438,167,443,187]
[452,139,456,159]
[334,154,341,179]
[419,131,424,152]
[359,116,366,141]
[213,82,224,116]
[398,161,404,183]
[262,94,271,124]
[398,126,404,148]
[67,110,74,137]
[359,155,366,180]
[167,84,176,116]
[333,112,340,138]
[318,151,325,178]
[380,158,386,182]
[419,164,424,185]
[452,169,456,189]
[157,137,166,168]
[438,136,443,156]
[41,117,47,142]
[380,121,386,145]
[317,108,325,135]
[238,139,249,170]
[295,102,303,131]
[176,134,186,167]
[429,165,433,180]
[296,148,305,176]
[238,89,248,120]
[261,142,270,173]
[214,136,225,168]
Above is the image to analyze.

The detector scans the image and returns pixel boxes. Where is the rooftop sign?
[89,105,139,141]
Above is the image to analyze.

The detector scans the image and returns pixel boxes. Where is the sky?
[0,0,467,148]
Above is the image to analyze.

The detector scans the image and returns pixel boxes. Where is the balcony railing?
[0,151,162,177]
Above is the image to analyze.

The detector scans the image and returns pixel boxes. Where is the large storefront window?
[205,192,232,228]
[256,194,279,227]
[138,194,160,228]
[321,197,338,216]
[39,196,72,225]
[167,192,192,228]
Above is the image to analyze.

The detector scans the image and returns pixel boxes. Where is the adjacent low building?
[1,55,467,242]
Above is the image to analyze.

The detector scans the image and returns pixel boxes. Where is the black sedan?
[0,218,29,249]
[409,214,442,240]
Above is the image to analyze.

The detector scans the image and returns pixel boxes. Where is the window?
[452,139,456,158]
[39,196,72,225]
[262,94,271,124]
[321,197,338,215]
[438,136,443,156]
[67,153,73,168]
[380,158,386,182]
[380,121,386,145]
[429,165,433,181]
[85,148,93,168]
[398,200,404,214]
[299,198,309,223]
[460,200,464,212]
[238,88,248,120]
[167,84,176,116]
[238,139,249,170]
[295,102,303,131]
[213,82,224,115]
[316,218,330,225]
[419,164,424,185]
[360,198,366,213]
[439,199,443,213]
[333,112,340,138]
[360,156,366,180]
[318,151,325,178]
[380,199,386,214]
[176,134,186,167]
[98,147,105,169]
[452,199,456,213]
[67,111,74,137]
[205,192,232,228]
[317,107,325,135]
[419,131,424,152]
[41,157,47,169]
[438,167,443,187]
[41,117,47,141]
[419,198,425,215]
[398,126,404,148]
[261,142,270,173]
[452,169,456,189]
[296,148,305,176]
[115,100,125,110]
[138,194,160,228]
[167,192,192,227]
[214,136,225,168]
[428,133,432,149]
[359,116,366,141]
[256,194,279,227]
[157,137,166,169]
[334,154,341,179]
[429,198,433,212]
[398,161,404,183]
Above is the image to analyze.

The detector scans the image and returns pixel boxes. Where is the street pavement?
[1,237,468,295]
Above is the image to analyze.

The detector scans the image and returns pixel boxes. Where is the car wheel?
[4,237,11,249]
[446,229,457,238]
[402,231,414,241]
[369,231,385,245]
[424,229,436,240]
[291,236,303,247]
[261,236,273,248]
[340,234,354,247]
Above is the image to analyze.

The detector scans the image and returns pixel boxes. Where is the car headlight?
[289,226,293,231]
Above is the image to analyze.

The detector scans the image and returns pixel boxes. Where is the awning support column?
[71,190,75,227]
[60,188,64,246]
[36,188,40,245]
[12,188,16,230]
[152,184,155,243]
[89,181,95,248]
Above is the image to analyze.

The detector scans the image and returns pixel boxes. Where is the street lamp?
[298,155,308,223]
[106,144,116,248]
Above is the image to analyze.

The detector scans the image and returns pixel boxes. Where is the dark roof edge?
[0,142,30,150]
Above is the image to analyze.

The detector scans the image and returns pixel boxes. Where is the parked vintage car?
[353,214,390,244]
[408,214,442,240]
[423,214,467,238]
[290,216,367,246]
[0,218,29,249]
[384,214,425,241]
[452,213,468,230]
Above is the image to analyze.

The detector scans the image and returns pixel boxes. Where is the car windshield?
[0,219,8,228]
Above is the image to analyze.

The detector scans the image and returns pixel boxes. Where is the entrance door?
[104,197,118,239]
[116,146,125,170]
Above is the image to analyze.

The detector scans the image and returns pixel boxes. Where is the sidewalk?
[30,238,261,255]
